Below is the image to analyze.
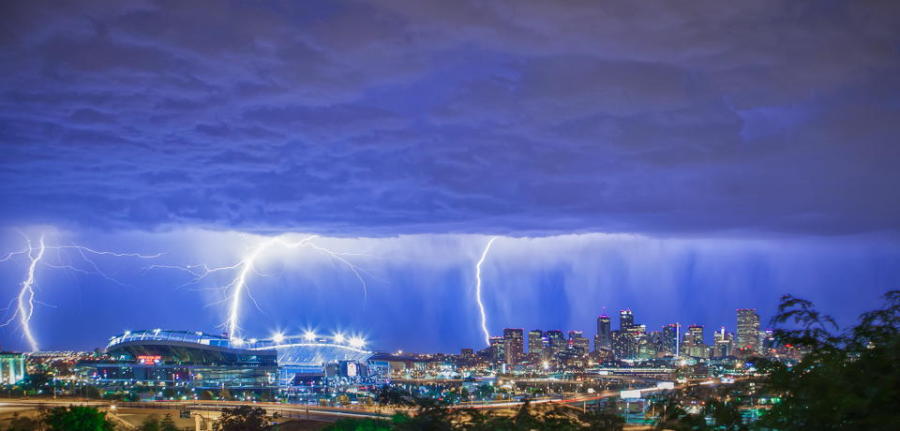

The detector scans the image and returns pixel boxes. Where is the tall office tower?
[503,328,524,365]
[596,315,612,352]
[610,330,625,359]
[662,324,679,355]
[713,326,734,358]
[489,336,505,363]
[619,309,634,330]
[568,330,589,355]
[546,330,566,359]
[761,329,776,354]
[737,308,761,355]
[684,325,707,357]
[527,330,543,359]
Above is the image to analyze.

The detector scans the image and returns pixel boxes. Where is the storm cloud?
[1,0,898,235]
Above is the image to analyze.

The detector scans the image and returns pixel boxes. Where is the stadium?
[81,329,374,389]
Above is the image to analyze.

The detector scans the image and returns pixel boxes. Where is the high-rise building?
[684,325,707,358]
[595,315,612,352]
[546,330,566,359]
[619,309,634,330]
[503,328,524,365]
[661,324,679,356]
[737,309,761,355]
[0,353,25,385]
[489,336,505,363]
[568,330,589,355]
[527,330,543,359]
[713,327,734,358]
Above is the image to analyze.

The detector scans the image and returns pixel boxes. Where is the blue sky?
[0,0,899,352]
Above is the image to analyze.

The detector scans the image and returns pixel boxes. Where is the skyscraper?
[546,330,566,359]
[684,325,707,358]
[619,309,634,330]
[595,315,612,353]
[713,326,734,357]
[503,328,524,365]
[489,336,505,363]
[528,329,543,359]
[662,323,679,356]
[568,330,589,355]
[737,309,761,354]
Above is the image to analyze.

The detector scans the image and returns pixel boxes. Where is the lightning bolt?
[475,236,498,346]
[16,235,45,352]
[151,234,369,340]
[1,233,162,352]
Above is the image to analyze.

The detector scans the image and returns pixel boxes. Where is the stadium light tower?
[304,330,316,342]
[272,332,285,344]
[349,336,366,349]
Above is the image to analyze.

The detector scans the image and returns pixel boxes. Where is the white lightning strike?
[1,234,162,352]
[475,236,498,346]
[16,235,45,352]
[151,234,369,340]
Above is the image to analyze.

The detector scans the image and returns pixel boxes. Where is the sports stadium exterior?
[81,330,374,389]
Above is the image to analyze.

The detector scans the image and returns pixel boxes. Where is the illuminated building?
[683,325,708,358]
[527,330,543,359]
[713,326,734,357]
[489,336,505,363]
[82,329,372,389]
[619,309,634,330]
[737,309,761,355]
[595,315,611,353]
[545,330,566,360]
[502,328,524,365]
[0,353,26,385]
[568,330,589,356]
[661,324,679,356]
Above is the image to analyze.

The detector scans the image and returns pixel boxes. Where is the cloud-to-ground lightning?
[474,236,498,347]
[14,235,45,352]
[151,234,370,340]
[1,233,162,352]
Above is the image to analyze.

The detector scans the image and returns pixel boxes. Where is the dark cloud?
[1,0,899,235]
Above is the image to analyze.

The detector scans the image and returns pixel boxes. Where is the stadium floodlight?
[304,330,316,342]
[348,336,366,349]
[272,332,285,344]
[232,337,244,346]
[333,332,345,344]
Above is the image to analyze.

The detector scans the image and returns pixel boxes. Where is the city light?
[348,336,366,349]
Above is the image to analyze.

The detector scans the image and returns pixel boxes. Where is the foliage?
[5,412,43,431]
[213,405,269,431]
[43,406,115,431]
[753,289,900,430]
[324,398,624,430]
[139,414,179,431]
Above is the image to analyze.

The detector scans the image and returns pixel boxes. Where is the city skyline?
[2,1,899,355]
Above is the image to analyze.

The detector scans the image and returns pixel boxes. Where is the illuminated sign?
[620,389,642,399]
[137,355,161,365]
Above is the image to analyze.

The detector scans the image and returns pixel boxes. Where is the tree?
[43,406,115,431]
[160,414,179,431]
[755,290,900,431]
[213,406,269,431]
[139,414,161,431]
[6,412,43,431]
